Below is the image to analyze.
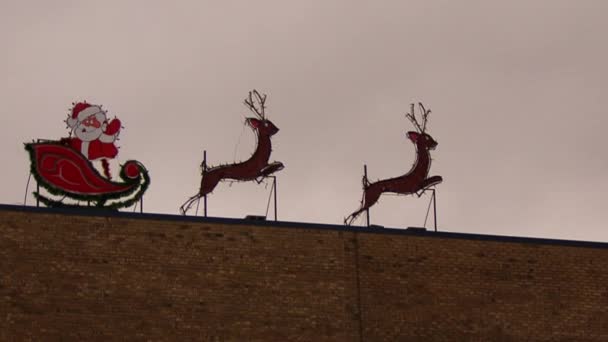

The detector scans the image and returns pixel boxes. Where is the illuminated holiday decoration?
[180,90,284,215]
[24,102,150,209]
[345,102,443,226]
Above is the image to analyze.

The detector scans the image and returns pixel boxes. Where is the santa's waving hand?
[99,115,121,144]
[64,102,122,178]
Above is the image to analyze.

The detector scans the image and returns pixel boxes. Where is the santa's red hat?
[67,102,105,128]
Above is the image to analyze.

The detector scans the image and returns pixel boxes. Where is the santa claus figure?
[63,102,122,178]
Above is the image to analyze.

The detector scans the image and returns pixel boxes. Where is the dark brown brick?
[1,206,607,341]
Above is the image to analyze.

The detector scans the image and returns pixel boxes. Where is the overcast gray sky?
[2,0,607,242]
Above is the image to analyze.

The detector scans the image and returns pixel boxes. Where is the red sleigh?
[25,141,150,209]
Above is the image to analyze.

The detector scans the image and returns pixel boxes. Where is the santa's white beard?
[75,125,103,142]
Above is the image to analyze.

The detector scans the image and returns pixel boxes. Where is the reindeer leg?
[421,176,443,190]
[180,194,201,215]
[345,208,365,226]
[260,162,284,177]
[346,185,382,226]
[414,176,443,197]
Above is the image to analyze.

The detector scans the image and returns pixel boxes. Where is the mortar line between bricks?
[353,231,364,342]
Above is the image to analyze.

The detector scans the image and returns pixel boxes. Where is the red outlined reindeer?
[345,103,443,226]
[180,90,284,215]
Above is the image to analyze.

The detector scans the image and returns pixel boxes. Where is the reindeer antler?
[405,102,432,133]
[405,103,423,132]
[244,89,267,119]
[418,102,431,132]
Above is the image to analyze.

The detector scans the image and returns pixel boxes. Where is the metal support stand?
[272,176,278,221]
[36,181,40,208]
[364,164,370,227]
[433,189,437,232]
[34,139,44,208]
[140,195,144,213]
[423,188,438,232]
[264,176,279,221]
[203,150,208,217]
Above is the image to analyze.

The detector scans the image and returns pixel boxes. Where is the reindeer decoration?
[180,90,284,215]
[345,103,443,226]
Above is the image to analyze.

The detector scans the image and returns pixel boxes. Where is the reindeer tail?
[362,174,370,189]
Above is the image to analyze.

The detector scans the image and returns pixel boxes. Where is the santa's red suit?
[65,137,119,160]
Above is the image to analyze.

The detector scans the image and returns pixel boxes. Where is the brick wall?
[1,205,607,341]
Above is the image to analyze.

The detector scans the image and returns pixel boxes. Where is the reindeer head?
[244,90,279,136]
[405,102,438,150]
